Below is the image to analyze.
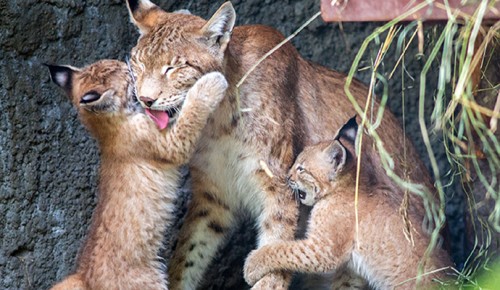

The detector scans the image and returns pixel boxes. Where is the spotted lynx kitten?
[47,60,227,289]
[244,117,452,289]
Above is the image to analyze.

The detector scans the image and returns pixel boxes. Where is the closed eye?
[80,91,101,104]
[296,165,305,173]
[162,66,175,76]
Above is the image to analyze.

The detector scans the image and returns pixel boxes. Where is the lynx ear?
[325,141,347,173]
[126,0,165,35]
[45,64,79,94]
[201,2,236,51]
[173,9,191,15]
[335,115,359,143]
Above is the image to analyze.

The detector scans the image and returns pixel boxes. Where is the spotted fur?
[125,1,436,289]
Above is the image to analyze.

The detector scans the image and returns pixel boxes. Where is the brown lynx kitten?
[46,60,227,290]
[244,117,452,289]
[125,1,435,288]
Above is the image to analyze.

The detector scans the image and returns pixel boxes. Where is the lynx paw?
[250,272,288,290]
[190,71,228,108]
[244,249,271,286]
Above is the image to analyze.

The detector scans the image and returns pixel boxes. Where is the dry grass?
[236,0,500,287]
[341,0,500,287]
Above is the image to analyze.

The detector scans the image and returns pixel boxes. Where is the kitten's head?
[287,116,359,206]
[46,60,138,117]
[46,60,149,140]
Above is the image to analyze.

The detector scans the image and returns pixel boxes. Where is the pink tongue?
[145,109,169,130]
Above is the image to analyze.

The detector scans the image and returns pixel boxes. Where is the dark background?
[0,0,477,289]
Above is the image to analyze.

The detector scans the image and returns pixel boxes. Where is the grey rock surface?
[1,0,470,289]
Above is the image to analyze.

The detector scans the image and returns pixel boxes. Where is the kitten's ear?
[200,2,236,51]
[335,115,359,143]
[325,141,347,173]
[126,0,165,35]
[45,64,79,94]
[173,9,191,15]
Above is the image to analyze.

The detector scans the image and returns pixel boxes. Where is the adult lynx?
[47,60,227,289]
[125,1,435,288]
[244,117,452,289]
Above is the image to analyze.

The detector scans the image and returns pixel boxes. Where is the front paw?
[251,273,288,290]
[244,249,270,286]
[191,72,228,107]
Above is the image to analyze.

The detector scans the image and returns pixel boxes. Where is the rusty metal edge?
[321,0,500,22]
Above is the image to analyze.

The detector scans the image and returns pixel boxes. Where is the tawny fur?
[244,117,452,290]
[125,1,436,289]
[47,60,227,290]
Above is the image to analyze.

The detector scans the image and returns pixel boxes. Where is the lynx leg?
[117,267,167,290]
[251,171,299,290]
[244,237,341,286]
[168,175,236,290]
[50,274,87,290]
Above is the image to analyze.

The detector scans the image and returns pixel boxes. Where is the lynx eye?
[298,191,306,199]
[296,165,305,173]
[80,91,101,104]
[161,66,175,77]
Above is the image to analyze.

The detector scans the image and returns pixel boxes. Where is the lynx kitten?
[47,60,227,289]
[245,117,452,289]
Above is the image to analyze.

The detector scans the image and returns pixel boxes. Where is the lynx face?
[288,142,339,206]
[129,49,205,125]
[288,117,358,206]
[47,60,140,118]
[127,1,235,129]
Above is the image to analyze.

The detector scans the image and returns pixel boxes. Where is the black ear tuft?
[335,115,358,143]
[127,0,140,13]
[125,0,162,35]
[45,64,75,93]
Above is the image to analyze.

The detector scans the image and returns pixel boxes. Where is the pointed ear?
[126,0,165,35]
[201,2,236,51]
[45,64,78,94]
[325,141,347,173]
[173,9,191,15]
[335,115,359,143]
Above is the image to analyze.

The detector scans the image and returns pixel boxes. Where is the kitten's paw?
[250,273,288,290]
[190,71,228,107]
[244,250,269,286]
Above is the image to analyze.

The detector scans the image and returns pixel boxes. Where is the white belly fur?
[192,135,265,218]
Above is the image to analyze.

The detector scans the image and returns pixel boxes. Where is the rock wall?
[0,0,467,289]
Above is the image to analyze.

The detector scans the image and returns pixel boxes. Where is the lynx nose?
[139,96,156,107]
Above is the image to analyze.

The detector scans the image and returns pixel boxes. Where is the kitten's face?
[47,60,140,117]
[288,139,349,206]
[287,142,334,206]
